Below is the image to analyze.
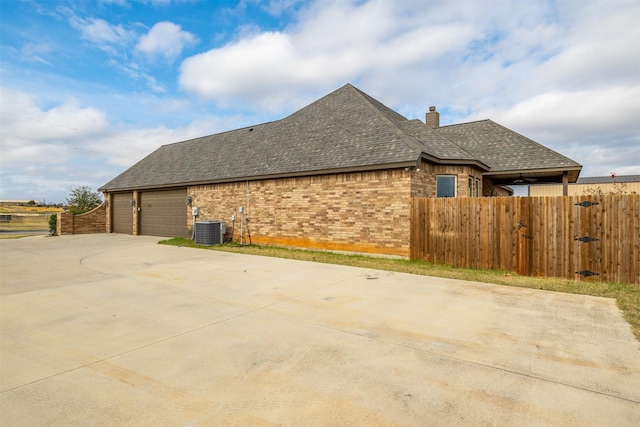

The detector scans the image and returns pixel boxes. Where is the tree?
[66,185,102,214]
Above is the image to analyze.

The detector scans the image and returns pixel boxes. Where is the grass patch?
[0,215,49,231]
[0,205,63,213]
[160,237,640,341]
[0,234,36,239]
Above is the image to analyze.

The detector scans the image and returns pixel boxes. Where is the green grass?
[159,237,640,341]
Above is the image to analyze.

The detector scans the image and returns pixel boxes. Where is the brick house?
[99,84,581,256]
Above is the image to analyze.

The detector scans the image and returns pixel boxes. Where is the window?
[467,176,482,197]
[437,175,456,197]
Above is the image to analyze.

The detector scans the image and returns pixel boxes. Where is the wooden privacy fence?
[410,194,639,284]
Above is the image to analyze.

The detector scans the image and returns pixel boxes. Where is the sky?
[1,0,639,203]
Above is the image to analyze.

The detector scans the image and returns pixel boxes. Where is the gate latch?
[575,236,599,243]
[575,200,599,208]
[576,270,599,277]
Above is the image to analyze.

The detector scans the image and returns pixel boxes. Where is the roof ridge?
[345,85,424,158]
[438,118,491,128]
[400,119,443,155]
[399,120,490,169]
[347,84,408,123]
[428,122,483,163]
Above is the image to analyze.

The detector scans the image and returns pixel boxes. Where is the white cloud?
[0,87,251,201]
[514,2,640,98]
[5,0,638,201]
[0,88,110,146]
[178,1,477,111]
[69,16,134,51]
[0,88,143,183]
[99,0,129,5]
[20,43,52,65]
[469,85,640,178]
[177,0,559,112]
[135,21,198,62]
[178,0,637,119]
[174,0,637,179]
[473,86,640,138]
[180,31,324,108]
[260,0,302,16]
[106,58,167,93]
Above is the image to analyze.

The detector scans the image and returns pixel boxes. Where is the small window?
[437,175,456,197]
[468,177,474,197]
[476,178,481,197]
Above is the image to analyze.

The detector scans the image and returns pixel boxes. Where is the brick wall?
[57,203,107,235]
[56,211,73,235]
[187,164,492,256]
[411,161,485,198]
[483,180,512,196]
[189,169,413,256]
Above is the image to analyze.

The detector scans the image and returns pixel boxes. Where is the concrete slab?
[1,234,639,426]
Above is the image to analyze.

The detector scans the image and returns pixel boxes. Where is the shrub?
[48,213,57,235]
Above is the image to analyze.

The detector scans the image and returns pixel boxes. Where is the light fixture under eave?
[514,174,537,184]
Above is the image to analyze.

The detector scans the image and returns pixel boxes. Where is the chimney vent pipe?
[426,106,439,128]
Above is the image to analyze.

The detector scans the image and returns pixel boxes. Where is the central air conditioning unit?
[194,220,226,245]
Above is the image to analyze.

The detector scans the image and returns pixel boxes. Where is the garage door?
[112,192,133,234]
[140,189,188,237]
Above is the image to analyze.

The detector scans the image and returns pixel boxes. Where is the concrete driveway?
[1,234,638,426]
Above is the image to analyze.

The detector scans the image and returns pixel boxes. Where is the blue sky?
[1,0,638,203]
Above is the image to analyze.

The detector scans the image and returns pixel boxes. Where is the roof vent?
[426,106,439,128]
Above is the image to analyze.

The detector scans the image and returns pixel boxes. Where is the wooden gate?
[410,194,639,284]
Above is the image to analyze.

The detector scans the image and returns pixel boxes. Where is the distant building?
[0,200,40,206]
[528,175,639,196]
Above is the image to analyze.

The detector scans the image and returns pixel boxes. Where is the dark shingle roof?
[436,120,582,172]
[101,84,468,191]
[397,120,480,163]
[100,84,581,191]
